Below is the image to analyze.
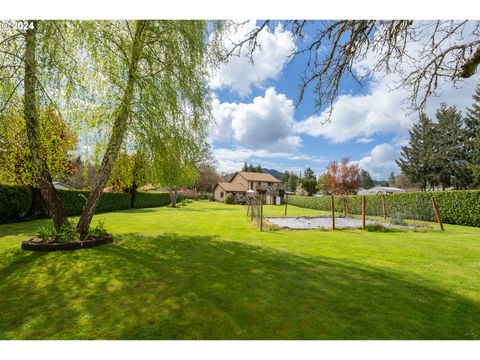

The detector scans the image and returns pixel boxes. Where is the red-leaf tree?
[325,157,361,195]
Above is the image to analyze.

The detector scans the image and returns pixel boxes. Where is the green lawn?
[1,200,480,339]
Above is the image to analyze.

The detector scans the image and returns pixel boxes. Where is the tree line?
[397,84,480,191]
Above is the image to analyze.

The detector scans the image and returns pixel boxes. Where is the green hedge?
[133,192,171,208]
[288,190,480,227]
[0,185,172,224]
[0,184,32,223]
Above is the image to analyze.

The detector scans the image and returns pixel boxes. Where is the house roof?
[215,182,247,192]
[235,171,282,183]
[358,186,405,195]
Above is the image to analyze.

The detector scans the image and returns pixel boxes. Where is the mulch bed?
[21,234,113,252]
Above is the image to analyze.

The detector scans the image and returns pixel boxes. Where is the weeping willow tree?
[0,20,217,238]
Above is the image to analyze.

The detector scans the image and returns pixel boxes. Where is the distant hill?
[222,168,285,182]
[262,168,284,180]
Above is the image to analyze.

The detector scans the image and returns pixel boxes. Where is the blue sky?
[208,21,480,179]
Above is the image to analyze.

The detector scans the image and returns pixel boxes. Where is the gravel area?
[265,216,377,230]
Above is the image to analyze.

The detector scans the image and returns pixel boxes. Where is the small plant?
[87,219,108,238]
[179,199,188,206]
[365,223,397,232]
[224,193,234,204]
[37,223,57,242]
[389,212,408,226]
[56,223,79,243]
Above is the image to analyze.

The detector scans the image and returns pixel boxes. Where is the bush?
[133,191,171,208]
[365,223,397,232]
[56,223,80,243]
[288,190,480,227]
[0,185,174,224]
[37,223,57,242]
[87,219,108,238]
[225,193,234,204]
[0,184,32,223]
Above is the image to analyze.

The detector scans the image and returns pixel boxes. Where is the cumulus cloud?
[357,143,399,179]
[294,22,480,144]
[211,88,301,152]
[209,21,296,97]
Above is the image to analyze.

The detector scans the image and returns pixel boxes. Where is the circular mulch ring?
[21,234,113,252]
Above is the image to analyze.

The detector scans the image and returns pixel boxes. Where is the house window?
[220,192,224,198]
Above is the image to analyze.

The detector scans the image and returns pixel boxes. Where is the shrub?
[0,185,177,224]
[365,223,397,232]
[56,223,79,243]
[0,184,32,223]
[37,223,57,242]
[87,219,108,238]
[288,190,480,227]
[225,193,234,204]
[133,191,170,208]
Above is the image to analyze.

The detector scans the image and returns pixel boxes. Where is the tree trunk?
[169,188,178,207]
[76,20,147,238]
[129,183,137,209]
[24,21,69,230]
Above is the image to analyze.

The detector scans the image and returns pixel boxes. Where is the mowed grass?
[1,200,480,339]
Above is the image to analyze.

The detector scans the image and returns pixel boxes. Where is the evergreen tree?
[255,164,263,173]
[359,169,374,189]
[302,167,317,195]
[287,173,298,192]
[388,172,396,186]
[464,83,480,187]
[396,113,437,191]
[435,103,470,189]
[242,162,249,172]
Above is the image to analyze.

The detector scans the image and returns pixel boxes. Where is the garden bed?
[21,234,113,251]
[266,216,375,229]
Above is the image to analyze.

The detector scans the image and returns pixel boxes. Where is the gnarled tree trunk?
[76,20,147,238]
[24,21,69,230]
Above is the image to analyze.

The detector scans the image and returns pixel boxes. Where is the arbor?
[1,20,215,237]
[396,114,437,191]
[359,169,374,189]
[325,157,361,195]
[228,21,480,113]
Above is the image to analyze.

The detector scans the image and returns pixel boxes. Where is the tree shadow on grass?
[0,233,479,339]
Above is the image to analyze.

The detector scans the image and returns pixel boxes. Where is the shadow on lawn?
[0,233,479,340]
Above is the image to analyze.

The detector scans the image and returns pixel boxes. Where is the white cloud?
[357,143,399,179]
[211,88,301,152]
[209,22,296,97]
[294,21,480,145]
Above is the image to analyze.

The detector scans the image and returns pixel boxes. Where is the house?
[213,171,284,204]
[357,186,405,195]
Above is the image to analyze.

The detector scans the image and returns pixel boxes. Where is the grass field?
[1,200,480,339]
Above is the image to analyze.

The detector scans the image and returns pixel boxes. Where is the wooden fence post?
[260,194,264,231]
[362,196,366,230]
[284,194,288,216]
[331,195,335,230]
[431,197,444,231]
[381,193,387,220]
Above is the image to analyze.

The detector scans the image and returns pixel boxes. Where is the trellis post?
[361,195,366,230]
[331,195,335,230]
[431,197,444,231]
[381,193,387,220]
